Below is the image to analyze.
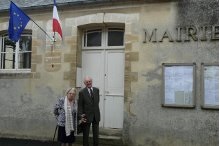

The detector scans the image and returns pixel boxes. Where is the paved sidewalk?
[0,137,84,146]
[0,129,124,146]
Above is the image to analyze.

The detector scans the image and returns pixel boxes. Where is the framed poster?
[201,63,219,109]
[162,63,196,107]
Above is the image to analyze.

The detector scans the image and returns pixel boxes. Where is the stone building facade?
[0,0,218,146]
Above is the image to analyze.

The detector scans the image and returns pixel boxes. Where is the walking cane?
[52,125,58,146]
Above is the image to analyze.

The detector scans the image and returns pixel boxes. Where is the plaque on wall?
[162,63,196,107]
[201,63,219,109]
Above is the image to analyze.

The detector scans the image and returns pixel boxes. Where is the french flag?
[53,0,62,39]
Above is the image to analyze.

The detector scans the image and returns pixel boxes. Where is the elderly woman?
[54,87,78,146]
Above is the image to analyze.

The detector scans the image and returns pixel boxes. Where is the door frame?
[81,27,125,128]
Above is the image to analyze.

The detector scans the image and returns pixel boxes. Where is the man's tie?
[89,88,94,102]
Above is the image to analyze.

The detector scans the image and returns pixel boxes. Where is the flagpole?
[8,1,53,42]
[31,17,55,68]
[30,18,54,42]
[51,32,56,68]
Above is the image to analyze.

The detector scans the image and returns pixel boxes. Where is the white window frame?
[82,27,125,50]
[106,27,125,49]
[0,34,32,73]
[83,28,104,50]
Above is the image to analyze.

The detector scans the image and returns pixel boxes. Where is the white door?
[104,50,124,128]
[82,50,124,128]
[82,50,105,127]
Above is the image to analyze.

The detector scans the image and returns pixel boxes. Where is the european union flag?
[8,1,30,42]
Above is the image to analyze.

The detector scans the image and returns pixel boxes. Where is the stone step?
[73,127,125,146]
[75,134,124,146]
[99,128,122,137]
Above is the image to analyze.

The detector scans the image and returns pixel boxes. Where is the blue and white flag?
[8,1,30,42]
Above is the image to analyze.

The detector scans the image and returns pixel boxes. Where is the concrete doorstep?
[75,134,124,146]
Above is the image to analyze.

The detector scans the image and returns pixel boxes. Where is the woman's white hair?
[65,87,76,95]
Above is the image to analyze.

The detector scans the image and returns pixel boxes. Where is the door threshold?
[99,127,122,137]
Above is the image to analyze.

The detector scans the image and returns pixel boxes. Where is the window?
[83,27,124,49]
[84,29,102,47]
[0,33,32,72]
[108,28,124,46]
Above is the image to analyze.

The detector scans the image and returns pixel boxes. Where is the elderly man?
[78,76,100,146]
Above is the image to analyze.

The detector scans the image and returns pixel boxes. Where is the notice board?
[162,63,196,107]
[201,63,219,109]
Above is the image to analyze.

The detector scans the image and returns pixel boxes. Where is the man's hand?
[80,114,87,123]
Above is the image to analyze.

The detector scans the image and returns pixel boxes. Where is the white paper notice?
[204,66,219,106]
[164,66,193,105]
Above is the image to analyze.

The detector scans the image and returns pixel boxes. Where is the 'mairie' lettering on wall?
[143,25,219,43]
